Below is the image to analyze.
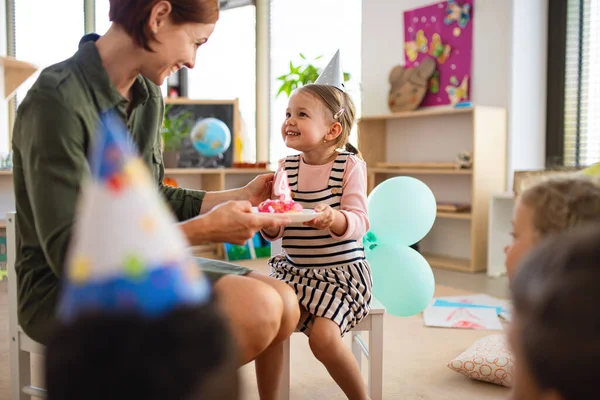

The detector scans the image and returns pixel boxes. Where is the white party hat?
[58,110,211,323]
[314,49,345,91]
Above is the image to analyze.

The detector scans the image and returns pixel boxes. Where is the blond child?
[259,52,372,400]
[504,175,600,282]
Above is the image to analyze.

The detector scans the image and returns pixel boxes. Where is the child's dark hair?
[45,302,239,400]
[511,224,600,400]
[297,84,361,158]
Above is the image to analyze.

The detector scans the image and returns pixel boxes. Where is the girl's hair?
[519,176,600,237]
[109,0,220,51]
[297,84,361,158]
[512,224,600,400]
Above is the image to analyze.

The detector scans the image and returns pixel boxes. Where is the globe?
[189,117,232,157]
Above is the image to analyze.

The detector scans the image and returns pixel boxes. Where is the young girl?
[504,175,600,283]
[260,61,372,399]
[509,224,600,400]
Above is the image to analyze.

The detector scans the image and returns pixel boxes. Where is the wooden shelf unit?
[164,168,272,259]
[0,56,38,100]
[358,105,507,273]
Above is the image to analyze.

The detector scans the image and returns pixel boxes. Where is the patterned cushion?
[448,334,514,387]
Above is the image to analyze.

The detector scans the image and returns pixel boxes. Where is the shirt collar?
[74,34,150,113]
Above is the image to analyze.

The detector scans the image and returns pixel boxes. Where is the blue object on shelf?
[454,101,472,108]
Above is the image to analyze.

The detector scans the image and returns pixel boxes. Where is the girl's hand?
[304,204,335,229]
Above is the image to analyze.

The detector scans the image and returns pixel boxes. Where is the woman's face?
[504,200,538,283]
[142,2,216,85]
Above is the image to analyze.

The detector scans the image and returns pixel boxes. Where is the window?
[186,5,257,162]
[14,0,85,107]
[95,2,258,161]
[547,0,600,167]
[269,0,362,164]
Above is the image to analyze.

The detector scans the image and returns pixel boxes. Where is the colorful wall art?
[404,0,473,107]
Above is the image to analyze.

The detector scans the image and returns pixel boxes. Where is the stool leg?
[10,335,31,400]
[368,315,384,400]
[279,337,291,400]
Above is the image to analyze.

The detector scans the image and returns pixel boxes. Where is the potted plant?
[161,105,193,168]
[276,53,351,98]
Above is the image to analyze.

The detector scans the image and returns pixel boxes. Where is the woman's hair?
[45,302,239,400]
[519,175,600,237]
[511,224,600,400]
[109,0,220,51]
[297,84,361,158]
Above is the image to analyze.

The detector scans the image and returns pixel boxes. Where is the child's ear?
[325,122,343,142]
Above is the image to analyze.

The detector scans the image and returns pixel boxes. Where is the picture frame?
[164,98,240,168]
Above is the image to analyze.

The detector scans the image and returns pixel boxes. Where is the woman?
[11,0,299,383]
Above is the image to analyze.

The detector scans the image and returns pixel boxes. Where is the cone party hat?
[314,49,345,91]
[58,110,210,323]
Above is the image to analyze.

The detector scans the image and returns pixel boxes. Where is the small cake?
[258,171,303,214]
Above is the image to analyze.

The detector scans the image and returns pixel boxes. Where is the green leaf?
[299,53,306,59]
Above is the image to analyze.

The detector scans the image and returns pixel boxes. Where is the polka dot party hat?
[57,110,211,323]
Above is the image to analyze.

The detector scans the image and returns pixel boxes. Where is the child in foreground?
[509,224,600,400]
[260,51,372,400]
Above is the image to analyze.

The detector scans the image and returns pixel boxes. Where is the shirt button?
[331,187,339,195]
[290,192,295,198]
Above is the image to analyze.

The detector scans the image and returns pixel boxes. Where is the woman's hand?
[304,204,335,230]
[241,173,274,206]
[181,200,290,245]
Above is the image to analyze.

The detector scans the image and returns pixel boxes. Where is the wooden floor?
[0,261,511,399]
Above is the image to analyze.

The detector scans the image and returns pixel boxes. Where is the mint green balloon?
[368,177,436,246]
[367,244,435,317]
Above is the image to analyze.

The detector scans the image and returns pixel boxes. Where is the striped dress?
[269,152,372,336]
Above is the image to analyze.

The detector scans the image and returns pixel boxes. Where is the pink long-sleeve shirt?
[263,154,370,241]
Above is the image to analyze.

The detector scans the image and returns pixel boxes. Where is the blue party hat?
[58,110,211,323]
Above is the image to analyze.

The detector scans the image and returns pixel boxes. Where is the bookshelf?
[358,105,507,273]
[164,168,273,259]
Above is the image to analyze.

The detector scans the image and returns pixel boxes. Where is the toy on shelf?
[388,57,437,112]
[232,161,268,169]
[456,151,473,169]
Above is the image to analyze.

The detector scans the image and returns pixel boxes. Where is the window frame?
[545,0,569,167]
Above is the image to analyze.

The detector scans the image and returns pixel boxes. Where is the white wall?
[362,0,547,189]
[509,0,547,179]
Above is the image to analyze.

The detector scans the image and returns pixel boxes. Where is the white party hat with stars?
[57,110,211,323]
[314,49,345,91]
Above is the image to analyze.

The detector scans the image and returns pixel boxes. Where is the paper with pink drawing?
[422,294,507,331]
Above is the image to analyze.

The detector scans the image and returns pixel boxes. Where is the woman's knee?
[213,275,284,362]
[247,273,300,338]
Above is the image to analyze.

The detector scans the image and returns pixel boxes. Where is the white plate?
[251,207,322,223]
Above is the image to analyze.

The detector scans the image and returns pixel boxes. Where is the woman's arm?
[15,93,88,278]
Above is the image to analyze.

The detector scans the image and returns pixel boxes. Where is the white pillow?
[448,334,514,387]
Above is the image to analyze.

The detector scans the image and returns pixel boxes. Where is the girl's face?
[504,200,538,282]
[281,91,336,153]
[141,3,215,85]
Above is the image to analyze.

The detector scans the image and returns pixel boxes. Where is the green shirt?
[11,34,205,344]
